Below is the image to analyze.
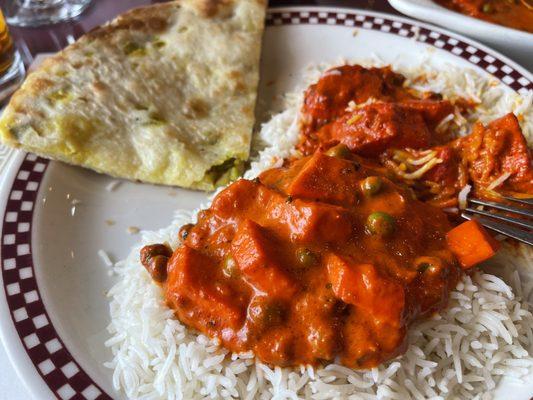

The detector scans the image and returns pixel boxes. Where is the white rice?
[98,249,114,267]
[107,180,123,192]
[105,62,533,399]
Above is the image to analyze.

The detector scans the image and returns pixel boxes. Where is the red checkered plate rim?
[0,6,531,400]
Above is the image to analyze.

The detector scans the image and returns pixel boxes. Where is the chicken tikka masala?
[141,65,532,369]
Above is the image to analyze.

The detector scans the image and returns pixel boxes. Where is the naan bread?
[0,0,266,189]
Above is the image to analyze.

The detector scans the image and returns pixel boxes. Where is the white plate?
[387,0,533,69]
[0,6,532,400]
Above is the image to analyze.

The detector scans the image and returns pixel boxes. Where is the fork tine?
[461,212,533,246]
[469,198,533,219]
[465,207,533,230]
[500,195,533,206]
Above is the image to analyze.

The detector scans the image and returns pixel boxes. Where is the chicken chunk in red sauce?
[300,65,414,134]
[315,102,451,157]
[299,64,532,207]
[460,113,533,196]
[382,113,533,206]
[298,65,458,155]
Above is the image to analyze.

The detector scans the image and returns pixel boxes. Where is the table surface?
[0,0,530,399]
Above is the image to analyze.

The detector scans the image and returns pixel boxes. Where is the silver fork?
[462,195,533,246]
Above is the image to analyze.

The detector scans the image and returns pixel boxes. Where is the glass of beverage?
[0,8,24,101]
[2,0,92,27]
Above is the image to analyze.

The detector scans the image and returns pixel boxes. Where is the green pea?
[415,257,444,276]
[361,176,383,196]
[366,212,395,237]
[248,297,285,329]
[222,254,238,278]
[296,247,318,268]
[417,262,431,273]
[482,2,494,12]
[325,143,352,159]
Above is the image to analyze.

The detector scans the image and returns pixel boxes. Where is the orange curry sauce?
[163,153,461,368]
[435,0,533,33]
[140,65,533,369]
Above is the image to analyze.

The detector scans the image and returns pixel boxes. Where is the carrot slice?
[446,220,500,269]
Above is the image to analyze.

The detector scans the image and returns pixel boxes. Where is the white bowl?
[388,0,533,70]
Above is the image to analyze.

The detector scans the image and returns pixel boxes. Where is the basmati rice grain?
[98,249,113,267]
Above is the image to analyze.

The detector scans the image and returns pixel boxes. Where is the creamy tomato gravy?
[161,152,461,368]
[138,65,531,369]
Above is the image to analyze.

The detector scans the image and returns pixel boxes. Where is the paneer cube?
[325,254,405,327]
[232,219,298,298]
[212,179,353,245]
[287,152,360,207]
[166,246,243,330]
